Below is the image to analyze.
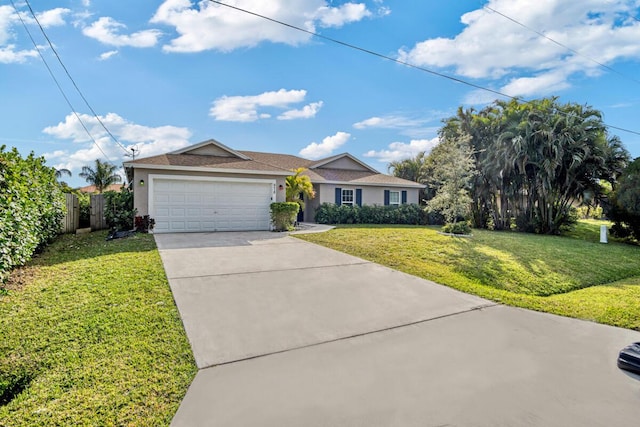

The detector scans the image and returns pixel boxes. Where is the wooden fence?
[61,193,109,233]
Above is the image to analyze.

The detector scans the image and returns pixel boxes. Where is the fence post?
[61,193,79,233]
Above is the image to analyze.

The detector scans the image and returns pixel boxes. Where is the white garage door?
[151,177,274,233]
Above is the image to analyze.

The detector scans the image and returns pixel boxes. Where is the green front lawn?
[0,232,197,426]
[296,221,640,330]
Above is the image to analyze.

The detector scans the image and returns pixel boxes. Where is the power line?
[22,0,130,156]
[9,0,111,160]
[483,5,640,86]
[206,0,640,137]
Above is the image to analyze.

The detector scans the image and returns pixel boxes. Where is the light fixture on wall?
[139,179,145,186]
[278,184,284,190]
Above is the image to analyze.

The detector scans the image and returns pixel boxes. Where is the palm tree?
[388,152,429,183]
[54,168,72,180]
[285,168,315,210]
[79,159,122,193]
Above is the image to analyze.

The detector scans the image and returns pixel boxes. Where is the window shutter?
[401,190,407,204]
[384,190,390,206]
[335,187,342,206]
[356,189,362,207]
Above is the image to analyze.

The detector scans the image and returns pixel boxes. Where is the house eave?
[122,162,291,176]
[315,180,426,188]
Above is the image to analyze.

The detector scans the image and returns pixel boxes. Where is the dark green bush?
[0,146,64,283]
[315,203,431,225]
[270,202,299,231]
[104,188,136,231]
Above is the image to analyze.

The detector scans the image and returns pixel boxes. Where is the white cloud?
[278,101,323,120]
[83,16,162,47]
[151,0,375,53]
[353,114,427,130]
[315,3,371,28]
[98,49,118,60]
[353,113,443,138]
[0,6,42,63]
[0,5,14,45]
[398,0,640,99]
[0,45,38,64]
[210,89,322,122]
[299,131,350,159]
[363,138,439,163]
[36,8,70,27]
[43,112,192,172]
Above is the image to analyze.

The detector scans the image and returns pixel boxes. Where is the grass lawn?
[296,221,640,330]
[0,231,197,426]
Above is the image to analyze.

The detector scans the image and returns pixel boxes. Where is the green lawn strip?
[0,232,197,426]
[295,223,640,330]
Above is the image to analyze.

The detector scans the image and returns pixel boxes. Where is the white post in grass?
[600,224,608,244]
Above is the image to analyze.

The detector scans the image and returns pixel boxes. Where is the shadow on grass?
[34,230,157,266]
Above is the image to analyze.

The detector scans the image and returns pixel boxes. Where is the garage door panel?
[152,178,273,233]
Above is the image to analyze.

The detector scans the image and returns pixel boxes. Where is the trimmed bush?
[0,146,64,284]
[270,202,299,231]
[442,221,472,235]
[314,203,432,225]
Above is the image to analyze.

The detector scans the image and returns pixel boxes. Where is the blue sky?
[1,0,639,188]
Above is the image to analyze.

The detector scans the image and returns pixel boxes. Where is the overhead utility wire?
[23,0,130,156]
[207,0,640,137]
[9,0,111,160]
[206,0,511,100]
[483,5,640,86]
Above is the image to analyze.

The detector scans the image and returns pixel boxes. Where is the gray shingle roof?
[127,144,424,188]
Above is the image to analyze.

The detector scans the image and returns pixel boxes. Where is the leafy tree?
[285,168,315,210]
[609,157,640,241]
[440,97,629,234]
[104,187,135,231]
[425,136,476,231]
[79,159,122,193]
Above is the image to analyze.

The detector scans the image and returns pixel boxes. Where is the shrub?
[270,202,299,231]
[576,205,603,220]
[0,146,65,283]
[314,203,430,225]
[103,187,136,231]
[442,221,472,235]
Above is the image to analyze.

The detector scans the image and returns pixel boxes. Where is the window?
[389,191,400,206]
[342,189,354,206]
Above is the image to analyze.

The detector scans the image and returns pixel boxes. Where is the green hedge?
[0,147,64,284]
[314,203,440,225]
[270,202,299,231]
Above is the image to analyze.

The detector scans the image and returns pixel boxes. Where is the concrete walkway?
[155,230,640,427]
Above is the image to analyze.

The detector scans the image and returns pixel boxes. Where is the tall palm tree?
[79,159,122,193]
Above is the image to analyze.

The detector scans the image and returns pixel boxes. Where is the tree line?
[390,97,637,236]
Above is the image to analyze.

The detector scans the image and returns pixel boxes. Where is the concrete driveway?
[155,230,640,427]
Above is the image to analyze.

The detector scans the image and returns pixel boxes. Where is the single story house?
[123,139,425,233]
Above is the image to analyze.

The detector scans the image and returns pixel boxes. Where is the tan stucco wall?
[304,184,421,222]
[132,168,286,217]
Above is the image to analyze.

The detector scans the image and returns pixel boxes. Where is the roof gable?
[310,153,379,173]
[171,139,250,160]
